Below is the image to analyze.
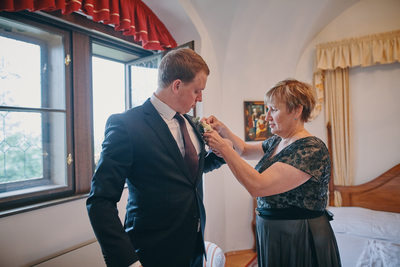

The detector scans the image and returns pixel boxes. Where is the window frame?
[0,14,74,210]
[0,11,153,215]
[0,28,61,192]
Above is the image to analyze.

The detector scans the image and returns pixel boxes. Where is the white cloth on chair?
[203,241,225,267]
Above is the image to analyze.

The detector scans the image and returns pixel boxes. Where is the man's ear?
[171,79,181,94]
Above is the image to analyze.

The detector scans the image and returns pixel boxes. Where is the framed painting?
[243,101,272,141]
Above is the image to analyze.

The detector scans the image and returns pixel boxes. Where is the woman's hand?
[203,130,232,157]
[203,115,228,137]
[211,138,233,158]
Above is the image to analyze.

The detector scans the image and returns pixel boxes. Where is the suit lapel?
[142,100,195,184]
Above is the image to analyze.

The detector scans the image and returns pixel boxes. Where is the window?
[92,55,126,165]
[0,12,152,213]
[91,42,161,166]
[0,15,72,210]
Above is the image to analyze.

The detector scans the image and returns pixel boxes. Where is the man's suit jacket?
[86,99,225,267]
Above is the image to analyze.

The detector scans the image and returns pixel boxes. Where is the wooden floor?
[225,250,257,267]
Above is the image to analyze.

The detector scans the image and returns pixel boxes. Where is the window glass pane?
[0,36,41,108]
[0,111,43,183]
[0,16,65,110]
[130,66,158,107]
[92,56,125,165]
[0,111,67,193]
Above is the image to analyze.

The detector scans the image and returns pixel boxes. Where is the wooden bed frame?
[328,163,400,213]
[327,122,400,213]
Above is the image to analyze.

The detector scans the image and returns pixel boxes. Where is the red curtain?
[0,0,177,50]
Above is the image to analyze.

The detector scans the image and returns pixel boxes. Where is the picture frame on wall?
[243,101,272,141]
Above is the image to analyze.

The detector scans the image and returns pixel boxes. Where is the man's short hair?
[158,48,210,89]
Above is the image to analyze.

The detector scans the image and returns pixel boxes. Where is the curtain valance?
[316,30,400,70]
[0,0,177,51]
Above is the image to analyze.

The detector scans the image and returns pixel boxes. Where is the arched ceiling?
[144,0,360,51]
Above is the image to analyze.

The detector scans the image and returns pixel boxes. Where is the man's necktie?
[174,113,199,179]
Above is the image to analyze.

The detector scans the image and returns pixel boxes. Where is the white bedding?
[328,206,400,267]
[334,233,369,267]
[357,239,400,267]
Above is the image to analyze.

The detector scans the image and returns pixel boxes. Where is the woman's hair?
[158,48,210,89]
[265,79,316,122]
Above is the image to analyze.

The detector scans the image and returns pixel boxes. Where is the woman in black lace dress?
[203,79,341,267]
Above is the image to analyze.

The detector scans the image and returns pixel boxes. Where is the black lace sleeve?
[282,137,330,183]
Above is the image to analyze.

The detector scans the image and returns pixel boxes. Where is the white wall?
[1,1,399,266]
[350,63,400,183]
[197,0,400,252]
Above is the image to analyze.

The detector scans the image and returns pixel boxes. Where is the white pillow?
[328,206,400,243]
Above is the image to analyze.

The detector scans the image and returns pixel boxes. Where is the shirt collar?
[150,93,176,120]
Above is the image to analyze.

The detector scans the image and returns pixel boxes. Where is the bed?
[327,163,400,267]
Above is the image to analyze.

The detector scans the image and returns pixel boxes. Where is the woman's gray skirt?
[256,214,341,267]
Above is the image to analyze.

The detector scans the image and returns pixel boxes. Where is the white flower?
[201,121,212,132]
[192,117,212,134]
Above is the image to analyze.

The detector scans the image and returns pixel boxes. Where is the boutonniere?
[192,117,213,135]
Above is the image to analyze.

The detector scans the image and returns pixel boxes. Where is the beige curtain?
[316,29,400,70]
[324,68,352,206]
[313,30,400,205]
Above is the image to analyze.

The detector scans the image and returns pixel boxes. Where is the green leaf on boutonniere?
[192,117,212,135]
[192,117,204,134]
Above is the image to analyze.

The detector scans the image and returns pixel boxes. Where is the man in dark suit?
[86,48,225,267]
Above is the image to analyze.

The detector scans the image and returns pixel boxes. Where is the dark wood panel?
[72,32,94,194]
